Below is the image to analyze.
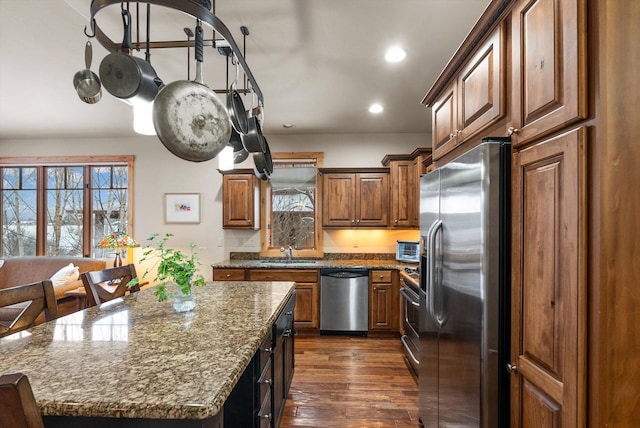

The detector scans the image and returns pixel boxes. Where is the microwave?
[396,240,420,263]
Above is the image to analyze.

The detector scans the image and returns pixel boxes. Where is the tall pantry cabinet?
[422,0,640,426]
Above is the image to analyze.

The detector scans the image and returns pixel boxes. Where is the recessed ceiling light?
[369,103,384,114]
[282,124,295,129]
[385,46,406,63]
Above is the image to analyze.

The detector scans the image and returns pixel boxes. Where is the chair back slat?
[0,373,45,428]
[0,280,58,338]
[80,264,139,307]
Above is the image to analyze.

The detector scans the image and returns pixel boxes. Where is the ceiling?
[0,0,490,140]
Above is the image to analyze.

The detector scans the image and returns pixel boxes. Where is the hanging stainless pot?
[253,138,273,180]
[242,94,266,153]
[228,128,249,163]
[226,59,248,134]
[152,24,231,162]
[99,9,162,104]
[73,40,102,104]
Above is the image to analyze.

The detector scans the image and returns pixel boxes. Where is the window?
[1,156,134,258]
[261,152,324,258]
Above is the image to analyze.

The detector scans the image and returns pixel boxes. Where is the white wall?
[0,131,429,277]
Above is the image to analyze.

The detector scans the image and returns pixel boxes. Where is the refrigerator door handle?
[427,219,443,326]
[431,221,447,328]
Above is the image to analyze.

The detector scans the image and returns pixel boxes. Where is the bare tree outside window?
[1,168,37,256]
[0,158,132,258]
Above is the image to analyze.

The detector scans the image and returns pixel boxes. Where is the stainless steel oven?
[400,269,420,376]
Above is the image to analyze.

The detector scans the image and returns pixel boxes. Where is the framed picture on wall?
[164,193,200,224]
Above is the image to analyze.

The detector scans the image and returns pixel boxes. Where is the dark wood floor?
[280,335,421,428]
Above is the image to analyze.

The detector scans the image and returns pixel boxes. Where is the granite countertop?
[213,258,418,271]
[0,281,295,421]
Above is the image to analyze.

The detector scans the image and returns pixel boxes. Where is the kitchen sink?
[259,260,317,267]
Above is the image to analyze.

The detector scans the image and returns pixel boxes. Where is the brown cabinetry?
[430,23,506,160]
[221,170,259,229]
[249,269,320,330]
[426,0,640,423]
[382,148,432,229]
[369,270,398,332]
[511,127,586,428]
[510,0,587,148]
[321,169,389,228]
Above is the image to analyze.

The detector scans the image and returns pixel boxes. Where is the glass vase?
[173,285,196,312]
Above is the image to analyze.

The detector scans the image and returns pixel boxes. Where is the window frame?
[0,155,135,258]
[260,152,324,258]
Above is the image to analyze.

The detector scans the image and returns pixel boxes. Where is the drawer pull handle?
[261,347,272,353]
[260,378,273,385]
[259,413,272,420]
[283,329,292,337]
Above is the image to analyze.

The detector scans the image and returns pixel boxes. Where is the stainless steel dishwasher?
[320,268,369,335]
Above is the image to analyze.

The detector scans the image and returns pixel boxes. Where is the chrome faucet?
[280,245,293,262]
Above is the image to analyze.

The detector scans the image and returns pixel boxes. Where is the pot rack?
[86,0,264,104]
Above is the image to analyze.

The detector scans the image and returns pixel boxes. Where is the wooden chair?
[0,280,58,338]
[0,372,45,428]
[80,264,140,307]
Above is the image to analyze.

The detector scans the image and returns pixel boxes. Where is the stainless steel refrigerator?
[418,138,511,427]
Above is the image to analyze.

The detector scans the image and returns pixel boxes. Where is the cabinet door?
[457,23,505,141]
[222,174,258,229]
[293,282,319,329]
[322,173,356,227]
[356,173,389,227]
[511,0,587,147]
[389,160,416,228]
[432,81,458,157]
[369,270,398,331]
[511,127,586,428]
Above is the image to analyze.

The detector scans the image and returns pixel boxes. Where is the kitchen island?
[0,280,295,427]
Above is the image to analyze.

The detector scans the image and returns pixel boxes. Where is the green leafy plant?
[128,233,206,302]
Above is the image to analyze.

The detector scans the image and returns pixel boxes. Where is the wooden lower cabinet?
[510,127,586,428]
[368,270,398,332]
[212,268,246,281]
[248,269,319,330]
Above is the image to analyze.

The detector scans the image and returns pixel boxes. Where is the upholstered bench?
[0,257,107,321]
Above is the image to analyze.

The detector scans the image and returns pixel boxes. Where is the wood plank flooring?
[280,335,421,428]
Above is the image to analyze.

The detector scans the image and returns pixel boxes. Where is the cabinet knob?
[507,127,520,136]
[506,363,518,373]
[225,274,231,278]
[394,219,398,224]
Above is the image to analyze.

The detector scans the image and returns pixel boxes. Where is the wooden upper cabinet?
[511,127,586,428]
[457,23,505,140]
[432,82,458,154]
[431,23,506,160]
[321,170,389,228]
[510,0,587,147]
[222,171,259,229]
[389,160,416,228]
[322,173,357,227]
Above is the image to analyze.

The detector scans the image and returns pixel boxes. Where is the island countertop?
[0,281,295,421]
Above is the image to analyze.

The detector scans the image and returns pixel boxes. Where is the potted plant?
[128,233,206,312]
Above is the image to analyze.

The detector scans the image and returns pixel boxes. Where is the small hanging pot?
[226,58,248,135]
[99,9,162,104]
[242,91,266,153]
[73,40,102,104]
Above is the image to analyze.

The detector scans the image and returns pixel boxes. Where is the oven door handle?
[401,335,420,366]
[400,287,420,307]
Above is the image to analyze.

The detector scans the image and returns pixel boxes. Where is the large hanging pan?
[152,23,231,162]
[99,9,162,104]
